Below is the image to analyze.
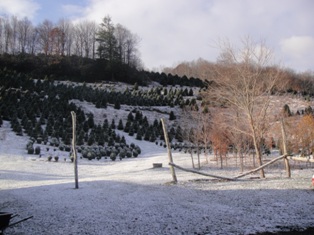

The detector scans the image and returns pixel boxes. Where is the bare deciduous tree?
[3,17,12,53]
[17,17,32,53]
[203,37,282,178]
[181,105,212,169]
[37,19,54,55]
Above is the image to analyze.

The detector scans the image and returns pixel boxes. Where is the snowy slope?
[1,118,314,235]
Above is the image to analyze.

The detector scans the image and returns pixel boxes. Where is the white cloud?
[2,0,312,72]
[280,36,314,58]
[0,0,40,19]
[280,36,314,72]
[77,0,312,71]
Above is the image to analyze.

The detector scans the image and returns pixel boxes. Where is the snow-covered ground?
[1,118,314,235]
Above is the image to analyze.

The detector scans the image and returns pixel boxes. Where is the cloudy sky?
[0,0,313,72]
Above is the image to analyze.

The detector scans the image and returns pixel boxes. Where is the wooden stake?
[161,118,177,183]
[281,119,291,178]
[71,111,79,189]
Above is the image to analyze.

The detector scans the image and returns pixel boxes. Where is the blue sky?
[0,0,313,72]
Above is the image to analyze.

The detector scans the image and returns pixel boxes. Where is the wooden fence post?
[71,111,79,189]
[161,118,177,183]
[281,119,291,178]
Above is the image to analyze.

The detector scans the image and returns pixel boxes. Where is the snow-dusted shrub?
[126,151,132,158]
[35,146,41,155]
[95,148,101,157]
[110,152,116,161]
[100,148,106,156]
[54,156,59,162]
[105,148,111,156]
[27,146,34,154]
[82,150,88,158]
[87,151,95,160]
[135,145,141,154]
[133,150,138,158]
[50,137,59,147]
[36,137,42,144]
[119,149,126,159]
[26,141,33,150]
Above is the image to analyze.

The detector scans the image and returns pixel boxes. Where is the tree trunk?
[281,119,291,177]
[71,111,79,189]
[197,143,200,169]
[190,148,195,168]
[251,123,265,178]
[240,152,244,173]
[204,145,209,164]
[254,141,264,178]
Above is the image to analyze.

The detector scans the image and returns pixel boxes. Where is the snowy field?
[0,120,314,235]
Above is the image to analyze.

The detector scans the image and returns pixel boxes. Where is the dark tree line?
[0,53,208,86]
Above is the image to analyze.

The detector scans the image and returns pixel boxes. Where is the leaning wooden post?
[161,118,177,183]
[281,119,291,178]
[71,111,79,189]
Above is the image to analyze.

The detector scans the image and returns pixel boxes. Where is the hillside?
[1,107,314,235]
[1,64,314,234]
[1,109,314,235]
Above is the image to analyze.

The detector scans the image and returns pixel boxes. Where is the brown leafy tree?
[294,114,314,156]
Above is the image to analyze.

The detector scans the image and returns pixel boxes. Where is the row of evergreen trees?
[0,53,208,87]
[0,68,200,113]
[0,69,186,159]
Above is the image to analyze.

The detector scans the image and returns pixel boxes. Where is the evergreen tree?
[124,120,131,132]
[97,132,105,146]
[188,88,194,96]
[87,114,95,128]
[88,133,95,146]
[117,119,124,130]
[110,119,116,129]
[169,111,176,120]
[136,129,143,140]
[127,112,134,121]
[102,119,109,129]
[96,16,119,63]
[77,130,85,145]
[144,130,150,141]
[114,100,121,109]
[134,82,139,90]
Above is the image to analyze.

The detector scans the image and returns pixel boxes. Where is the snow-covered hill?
[1,116,314,234]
